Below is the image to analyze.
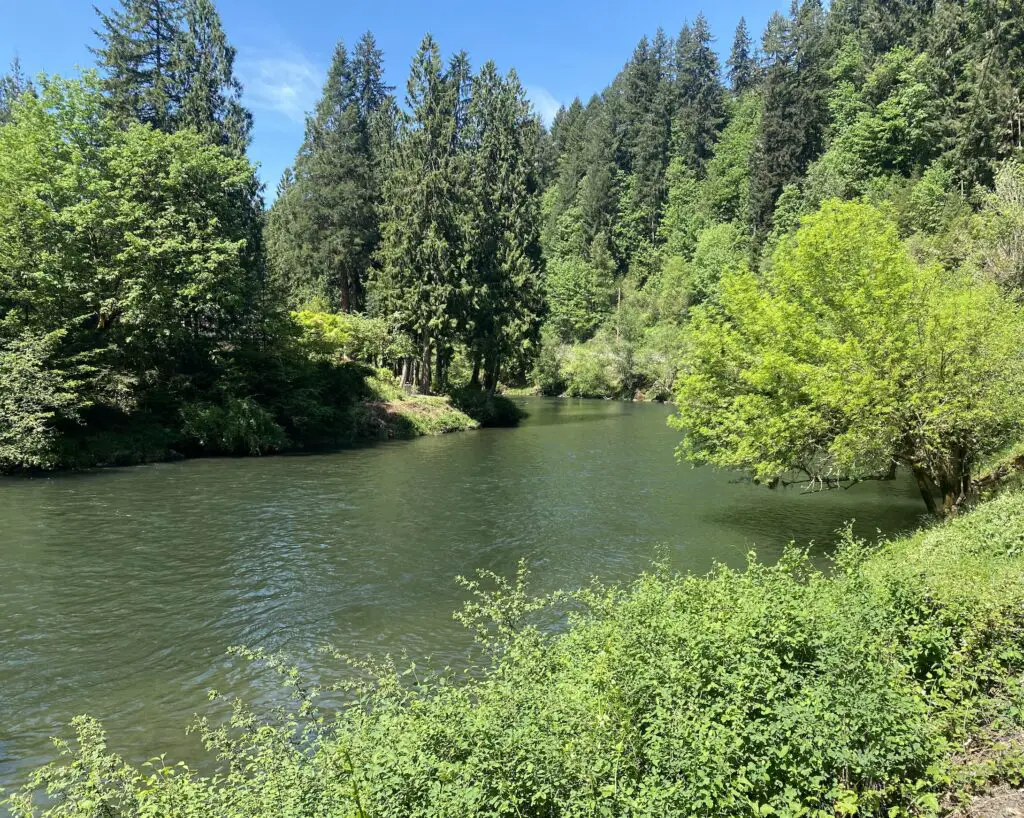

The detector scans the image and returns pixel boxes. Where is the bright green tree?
[0,75,265,470]
[672,200,1024,517]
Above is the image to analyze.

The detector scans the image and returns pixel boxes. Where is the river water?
[0,397,924,791]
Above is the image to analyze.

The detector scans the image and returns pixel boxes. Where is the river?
[0,397,924,792]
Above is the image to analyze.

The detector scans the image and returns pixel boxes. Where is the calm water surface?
[0,397,924,791]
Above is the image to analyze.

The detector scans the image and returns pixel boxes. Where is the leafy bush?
[448,386,525,427]
[11,488,1024,818]
[179,398,287,456]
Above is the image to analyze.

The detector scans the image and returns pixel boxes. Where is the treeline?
[267,35,544,394]
[526,0,1024,517]
[5,0,1024,509]
[537,0,1024,400]
[0,1,538,472]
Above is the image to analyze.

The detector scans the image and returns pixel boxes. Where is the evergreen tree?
[463,63,544,391]
[93,0,251,149]
[0,57,34,125]
[373,35,469,392]
[748,1,829,237]
[92,0,185,129]
[268,36,389,313]
[174,0,251,151]
[673,14,725,174]
[727,18,756,93]
[615,36,673,264]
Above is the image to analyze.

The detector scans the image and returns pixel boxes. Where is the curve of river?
[0,397,925,792]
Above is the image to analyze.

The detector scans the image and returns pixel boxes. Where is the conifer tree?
[727,18,756,93]
[673,14,725,174]
[462,63,543,392]
[0,57,34,125]
[618,35,673,256]
[373,35,469,391]
[93,0,251,149]
[748,1,829,237]
[267,35,390,312]
[175,0,251,151]
[93,0,185,129]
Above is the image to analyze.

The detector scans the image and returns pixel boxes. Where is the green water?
[0,397,924,790]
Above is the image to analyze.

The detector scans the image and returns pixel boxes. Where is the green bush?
[10,492,1024,817]
[179,398,287,456]
[448,386,526,427]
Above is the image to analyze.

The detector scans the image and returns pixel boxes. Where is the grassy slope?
[8,493,1024,816]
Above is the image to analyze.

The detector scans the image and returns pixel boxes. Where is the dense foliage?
[673,199,1024,516]
[4,0,1024,488]
[9,489,1024,816]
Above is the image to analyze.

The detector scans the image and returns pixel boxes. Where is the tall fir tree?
[93,0,251,150]
[673,14,725,175]
[463,63,544,391]
[727,17,756,93]
[174,0,251,151]
[373,35,469,391]
[618,34,673,258]
[267,35,390,312]
[92,0,185,129]
[0,57,34,126]
[748,1,829,237]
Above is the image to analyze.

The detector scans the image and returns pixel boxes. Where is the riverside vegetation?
[4,0,1024,517]
[6,0,1024,813]
[6,489,1024,816]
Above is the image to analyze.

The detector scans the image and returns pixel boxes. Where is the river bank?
[4,478,1023,816]
[3,381,526,474]
[0,399,925,795]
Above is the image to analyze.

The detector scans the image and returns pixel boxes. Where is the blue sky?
[2,0,778,194]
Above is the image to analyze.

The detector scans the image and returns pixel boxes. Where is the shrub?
[179,398,286,456]
[448,386,525,427]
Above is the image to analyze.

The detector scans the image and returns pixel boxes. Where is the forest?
[3,0,1024,517]
[7,1,1024,815]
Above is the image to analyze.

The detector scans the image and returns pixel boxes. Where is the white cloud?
[238,51,322,125]
[525,85,561,128]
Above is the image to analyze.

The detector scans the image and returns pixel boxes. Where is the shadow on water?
[0,397,925,793]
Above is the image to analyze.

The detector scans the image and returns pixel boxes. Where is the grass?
[8,492,1024,817]
[354,372,479,438]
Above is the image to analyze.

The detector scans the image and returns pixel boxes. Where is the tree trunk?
[911,465,940,518]
[435,345,446,394]
[484,352,501,397]
[419,336,432,394]
[470,354,481,389]
[339,272,350,313]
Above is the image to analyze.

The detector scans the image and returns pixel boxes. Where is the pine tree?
[92,0,185,129]
[748,1,829,238]
[267,35,390,313]
[673,14,725,175]
[93,0,252,150]
[727,18,756,93]
[373,35,469,392]
[174,0,251,151]
[463,63,543,392]
[618,35,673,255]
